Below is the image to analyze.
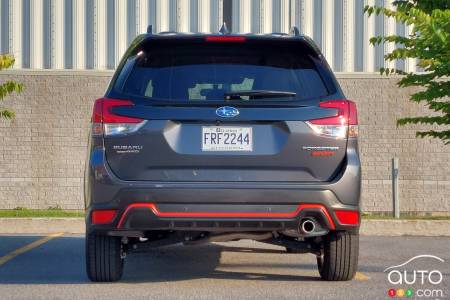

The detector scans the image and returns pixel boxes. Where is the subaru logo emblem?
[216,106,239,118]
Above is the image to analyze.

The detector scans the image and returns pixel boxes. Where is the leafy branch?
[0,55,24,119]
[364,0,450,144]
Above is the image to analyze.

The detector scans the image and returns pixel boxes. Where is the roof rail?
[147,25,153,34]
[289,26,300,37]
[158,31,178,35]
[270,32,288,36]
[219,22,230,34]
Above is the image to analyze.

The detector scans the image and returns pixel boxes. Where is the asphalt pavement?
[0,235,448,300]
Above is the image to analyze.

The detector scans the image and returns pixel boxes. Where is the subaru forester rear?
[85,31,361,282]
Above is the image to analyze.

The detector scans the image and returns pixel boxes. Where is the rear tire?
[317,231,359,281]
[86,233,124,282]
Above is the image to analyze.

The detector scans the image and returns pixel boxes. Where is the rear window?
[116,38,330,102]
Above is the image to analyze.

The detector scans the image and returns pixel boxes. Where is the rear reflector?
[91,98,145,136]
[205,36,246,42]
[306,99,358,138]
[91,210,117,225]
[335,210,360,226]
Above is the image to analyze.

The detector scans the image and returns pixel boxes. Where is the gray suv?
[85,29,361,282]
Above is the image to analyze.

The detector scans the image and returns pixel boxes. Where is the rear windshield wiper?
[224,90,297,100]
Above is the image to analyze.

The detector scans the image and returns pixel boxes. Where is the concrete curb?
[0,218,85,234]
[359,219,450,236]
[0,218,448,236]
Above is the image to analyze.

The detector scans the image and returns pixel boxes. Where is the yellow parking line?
[0,232,64,267]
[355,272,370,281]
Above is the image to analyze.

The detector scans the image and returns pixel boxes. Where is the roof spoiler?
[145,23,301,37]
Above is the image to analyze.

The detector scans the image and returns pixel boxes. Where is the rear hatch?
[97,36,355,182]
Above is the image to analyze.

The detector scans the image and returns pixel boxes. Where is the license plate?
[202,127,253,152]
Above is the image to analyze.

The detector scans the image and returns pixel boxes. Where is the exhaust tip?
[300,218,316,234]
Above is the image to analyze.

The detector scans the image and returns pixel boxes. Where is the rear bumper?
[88,202,359,235]
[85,140,361,234]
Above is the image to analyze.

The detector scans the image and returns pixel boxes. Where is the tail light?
[306,100,358,138]
[91,98,145,136]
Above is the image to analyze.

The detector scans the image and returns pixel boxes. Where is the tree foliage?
[364,0,450,144]
[0,55,24,119]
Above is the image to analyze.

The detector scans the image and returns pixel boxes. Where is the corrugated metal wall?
[0,0,223,69]
[230,0,415,72]
[0,0,415,72]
